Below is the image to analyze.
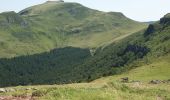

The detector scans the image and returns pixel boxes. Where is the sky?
[0,0,170,22]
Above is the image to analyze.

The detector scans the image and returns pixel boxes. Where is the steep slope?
[0,14,169,87]
[0,11,36,57]
[94,54,170,83]
[0,47,91,87]
[75,13,170,81]
[0,1,146,58]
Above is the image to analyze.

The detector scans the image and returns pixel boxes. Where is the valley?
[0,1,170,100]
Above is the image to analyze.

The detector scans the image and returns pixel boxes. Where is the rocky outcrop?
[0,11,28,27]
[149,80,162,84]
[149,79,170,84]
[144,13,170,37]
[121,77,129,82]
[144,24,155,36]
[160,13,170,25]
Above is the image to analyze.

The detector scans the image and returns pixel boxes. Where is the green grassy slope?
[74,13,170,81]
[0,14,169,87]
[94,54,170,83]
[0,12,169,100]
[0,1,146,58]
[0,30,150,87]
[39,54,170,100]
[0,55,170,100]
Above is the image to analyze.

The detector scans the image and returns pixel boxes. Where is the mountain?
[0,13,169,87]
[0,1,146,58]
[76,13,170,81]
[144,21,156,24]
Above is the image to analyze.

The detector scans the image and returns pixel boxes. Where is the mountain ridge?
[0,13,169,87]
[0,2,169,100]
[0,2,146,58]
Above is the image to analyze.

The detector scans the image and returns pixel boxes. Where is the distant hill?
[0,1,146,58]
[0,13,169,87]
[144,21,156,24]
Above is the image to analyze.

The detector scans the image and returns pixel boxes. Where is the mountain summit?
[46,0,64,2]
[0,2,146,58]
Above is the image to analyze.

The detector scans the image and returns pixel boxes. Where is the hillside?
[0,13,169,87]
[93,54,170,83]
[75,13,170,81]
[0,2,169,100]
[0,55,169,100]
[0,1,146,58]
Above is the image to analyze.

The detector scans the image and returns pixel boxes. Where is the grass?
[1,81,169,100]
[93,55,170,83]
[0,55,169,100]
[0,2,147,58]
[0,2,169,100]
[67,29,134,48]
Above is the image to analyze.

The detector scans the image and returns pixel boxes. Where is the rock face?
[0,11,28,27]
[149,80,161,84]
[160,13,170,25]
[144,14,170,37]
[149,79,170,84]
[121,77,129,82]
[144,24,155,36]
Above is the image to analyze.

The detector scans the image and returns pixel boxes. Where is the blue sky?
[0,0,170,21]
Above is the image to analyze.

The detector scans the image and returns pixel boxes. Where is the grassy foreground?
[0,55,170,100]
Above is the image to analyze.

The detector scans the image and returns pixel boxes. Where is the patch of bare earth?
[0,95,36,100]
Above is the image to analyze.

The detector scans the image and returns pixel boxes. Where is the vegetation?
[0,47,91,87]
[0,55,170,100]
[0,2,146,58]
[94,54,170,83]
[0,2,169,100]
[0,40,149,87]
[0,13,169,87]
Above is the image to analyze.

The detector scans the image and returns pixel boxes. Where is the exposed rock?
[149,79,170,84]
[149,80,161,84]
[161,80,166,83]
[0,11,28,28]
[162,79,170,83]
[144,24,155,36]
[160,13,170,25]
[121,77,129,83]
